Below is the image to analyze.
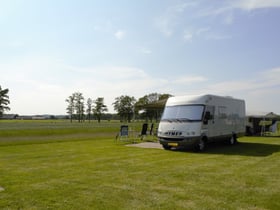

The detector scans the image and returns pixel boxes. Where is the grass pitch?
[0,120,280,209]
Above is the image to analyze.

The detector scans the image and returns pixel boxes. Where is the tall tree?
[135,93,172,122]
[86,98,93,123]
[74,92,85,123]
[113,95,136,122]
[65,94,75,123]
[93,97,108,123]
[0,86,10,117]
[159,93,172,101]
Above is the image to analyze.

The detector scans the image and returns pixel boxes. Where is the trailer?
[158,94,246,151]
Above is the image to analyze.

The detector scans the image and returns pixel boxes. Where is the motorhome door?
[202,105,216,137]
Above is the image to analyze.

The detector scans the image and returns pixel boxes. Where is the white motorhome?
[158,94,246,151]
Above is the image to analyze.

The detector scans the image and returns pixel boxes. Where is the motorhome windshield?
[161,105,204,122]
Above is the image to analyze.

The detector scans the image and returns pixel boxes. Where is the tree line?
[0,84,172,122]
[66,92,171,123]
[66,92,108,123]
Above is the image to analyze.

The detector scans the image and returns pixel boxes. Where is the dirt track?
[126,142,163,149]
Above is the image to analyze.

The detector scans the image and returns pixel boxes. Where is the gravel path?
[126,142,163,149]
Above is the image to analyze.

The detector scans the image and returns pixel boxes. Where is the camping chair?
[148,123,158,141]
[116,125,129,141]
[149,123,154,135]
[139,123,148,140]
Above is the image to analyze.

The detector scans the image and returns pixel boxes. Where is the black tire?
[194,138,207,152]
[229,134,237,145]
[162,145,172,150]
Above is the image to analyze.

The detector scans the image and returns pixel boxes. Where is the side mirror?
[204,111,211,120]
[203,111,211,125]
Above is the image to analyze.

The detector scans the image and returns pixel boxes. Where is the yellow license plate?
[168,142,178,147]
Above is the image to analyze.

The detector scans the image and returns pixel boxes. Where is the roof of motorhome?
[166,94,244,106]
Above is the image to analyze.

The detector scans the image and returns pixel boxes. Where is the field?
[0,120,280,209]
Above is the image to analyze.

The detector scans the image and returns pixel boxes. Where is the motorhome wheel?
[195,138,206,152]
[229,135,237,145]
[162,145,171,150]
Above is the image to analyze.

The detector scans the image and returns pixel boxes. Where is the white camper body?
[158,94,246,151]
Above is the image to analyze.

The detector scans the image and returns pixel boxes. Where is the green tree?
[86,98,93,123]
[66,92,85,123]
[92,97,108,123]
[74,92,85,123]
[65,94,75,123]
[135,93,172,122]
[0,86,10,117]
[113,95,136,122]
[159,93,172,101]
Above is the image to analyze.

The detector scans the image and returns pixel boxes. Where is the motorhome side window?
[218,106,227,119]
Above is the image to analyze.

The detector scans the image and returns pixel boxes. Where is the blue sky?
[1,0,280,115]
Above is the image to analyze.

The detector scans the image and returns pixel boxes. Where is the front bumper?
[158,136,201,148]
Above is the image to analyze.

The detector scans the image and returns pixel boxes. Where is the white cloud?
[232,0,280,10]
[2,55,210,114]
[114,30,126,40]
[195,0,280,27]
[224,11,234,24]
[174,76,207,84]
[183,31,193,42]
[202,67,280,113]
[205,33,232,40]
[155,2,197,37]
[212,67,280,92]
[155,1,252,41]
[197,5,229,17]
[196,27,211,35]
[155,0,280,41]
[2,54,280,114]
[182,27,231,42]
[172,2,198,12]
[155,16,173,37]
[2,57,170,114]
[196,5,235,26]
[140,48,152,54]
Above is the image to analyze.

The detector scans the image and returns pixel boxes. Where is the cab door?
[202,105,216,139]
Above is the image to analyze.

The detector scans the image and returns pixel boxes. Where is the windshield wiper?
[177,118,199,122]
[178,118,191,122]
[162,118,196,122]
[162,118,177,122]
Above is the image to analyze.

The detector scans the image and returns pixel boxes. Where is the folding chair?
[140,123,148,140]
[149,123,154,135]
[116,125,129,141]
[149,123,158,141]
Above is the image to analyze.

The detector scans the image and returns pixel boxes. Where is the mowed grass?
[0,120,123,145]
[0,120,280,209]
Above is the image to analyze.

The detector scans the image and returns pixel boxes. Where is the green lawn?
[0,120,280,209]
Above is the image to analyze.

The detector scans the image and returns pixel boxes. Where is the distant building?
[1,114,18,119]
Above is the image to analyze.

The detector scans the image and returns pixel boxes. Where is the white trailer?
[158,94,246,151]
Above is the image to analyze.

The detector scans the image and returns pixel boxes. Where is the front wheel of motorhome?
[229,134,237,145]
[162,145,172,150]
[194,138,207,152]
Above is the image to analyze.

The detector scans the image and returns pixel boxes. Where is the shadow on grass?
[200,141,280,157]
[170,138,280,157]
